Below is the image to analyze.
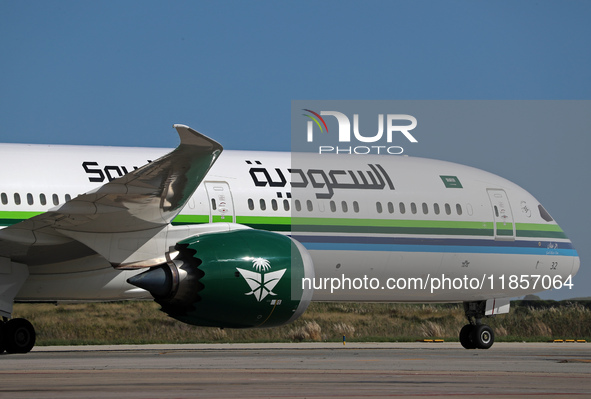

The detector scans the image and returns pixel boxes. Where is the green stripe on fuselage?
[170,214,566,239]
[515,222,566,238]
[0,211,44,226]
[495,222,514,236]
[0,211,567,239]
[171,214,210,225]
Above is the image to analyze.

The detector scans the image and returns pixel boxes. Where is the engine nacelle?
[128,229,314,328]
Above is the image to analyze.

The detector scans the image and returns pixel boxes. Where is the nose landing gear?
[459,323,494,349]
[459,301,495,350]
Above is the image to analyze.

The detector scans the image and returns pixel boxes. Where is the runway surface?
[0,342,590,398]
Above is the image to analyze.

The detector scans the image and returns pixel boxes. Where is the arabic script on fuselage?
[247,162,395,199]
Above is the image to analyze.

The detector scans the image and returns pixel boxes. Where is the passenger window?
[248,198,254,210]
[295,199,301,212]
[40,194,47,206]
[65,194,71,202]
[433,203,440,215]
[271,199,278,211]
[422,203,428,214]
[410,202,417,214]
[330,201,336,212]
[445,203,451,215]
[1,193,7,205]
[388,202,394,214]
[14,193,21,205]
[27,193,33,205]
[456,204,463,215]
[399,202,406,214]
[283,199,290,211]
[259,199,266,211]
[306,200,313,212]
[52,194,59,206]
[376,202,383,214]
[341,201,348,213]
[353,201,359,213]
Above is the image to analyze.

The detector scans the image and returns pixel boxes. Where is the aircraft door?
[204,181,235,223]
[487,189,515,241]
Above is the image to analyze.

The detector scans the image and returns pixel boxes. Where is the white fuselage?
[0,144,579,303]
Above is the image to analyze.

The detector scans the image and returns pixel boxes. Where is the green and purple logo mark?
[302,109,329,140]
[301,108,418,155]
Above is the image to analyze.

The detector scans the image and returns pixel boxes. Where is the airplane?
[0,125,579,353]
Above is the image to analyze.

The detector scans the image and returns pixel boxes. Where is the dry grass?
[11,300,591,346]
[287,321,322,342]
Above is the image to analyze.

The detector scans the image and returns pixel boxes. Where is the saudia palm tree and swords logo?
[236,258,286,302]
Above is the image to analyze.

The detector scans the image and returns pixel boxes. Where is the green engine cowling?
[128,229,314,328]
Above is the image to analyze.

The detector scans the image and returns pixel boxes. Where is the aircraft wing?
[0,124,223,265]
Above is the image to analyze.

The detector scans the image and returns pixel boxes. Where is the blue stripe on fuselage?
[292,235,577,256]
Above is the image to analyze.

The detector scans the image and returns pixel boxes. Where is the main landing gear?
[459,301,494,350]
[0,318,36,354]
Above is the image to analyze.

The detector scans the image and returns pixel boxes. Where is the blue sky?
[1,1,590,299]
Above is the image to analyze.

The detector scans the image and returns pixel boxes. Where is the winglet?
[40,124,226,234]
[173,124,223,152]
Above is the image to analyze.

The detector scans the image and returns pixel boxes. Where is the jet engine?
[127,229,314,328]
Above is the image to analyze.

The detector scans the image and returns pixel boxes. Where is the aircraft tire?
[0,321,5,354]
[459,324,476,349]
[4,318,36,354]
[473,324,494,350]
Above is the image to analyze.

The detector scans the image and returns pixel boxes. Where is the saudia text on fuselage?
[304,110,418,155]
[248,162,395,199]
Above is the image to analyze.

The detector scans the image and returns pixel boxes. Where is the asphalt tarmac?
[0,342,590,398]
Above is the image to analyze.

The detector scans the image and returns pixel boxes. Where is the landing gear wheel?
[4,318,36,354]
[0,321,5,354]
[473,324,494,350]
[459,324,476,349]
